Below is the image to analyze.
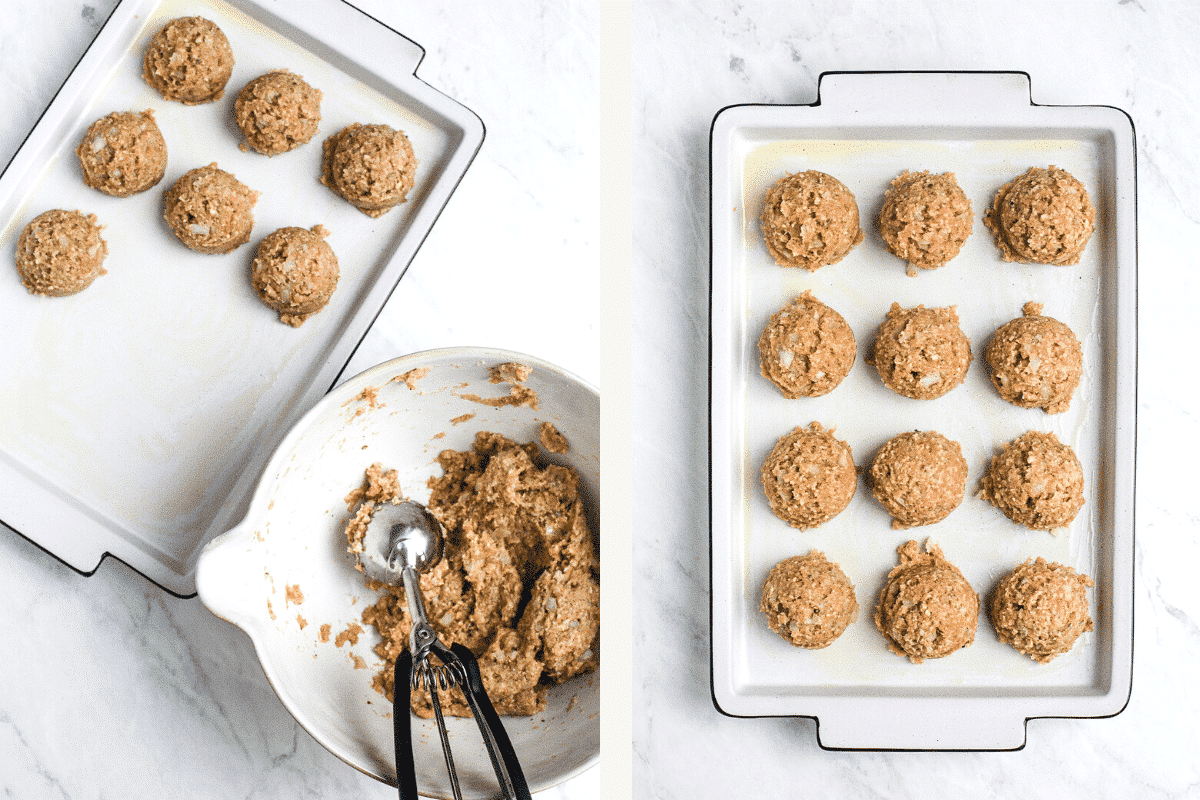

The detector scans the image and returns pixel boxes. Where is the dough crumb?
[539,422,570,454]
[392,368,429,391]
[285,584,304,606]
[318,623,332,643]
[335,622,363,648]
[296,614,307,629]
[451,413,475,425]
[490,362,532,384]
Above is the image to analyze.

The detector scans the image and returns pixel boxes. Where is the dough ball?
[142,16,234,105]
[758,291,856,398]
[985,301,1082,414]
[978,430,1085,531]
[759,550,859,649]
[989,557,1094,663]
[163,163,259,254]
[321,123,417,217]
[251,225,339,327]
[869,431,968,530]
[761,422,856,530]
[866,303,973,400]
[760,170,864,270]
[984,165,1095,265]
[874,539,978,663]
[879,170,973,274]
[15,209,108,297]
[75,110,167,197]
[235,70,323,156]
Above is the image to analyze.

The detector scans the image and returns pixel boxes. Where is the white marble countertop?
[0,1,600,797]
[633,0,1200,797]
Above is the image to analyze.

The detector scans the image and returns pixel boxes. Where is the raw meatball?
[866,303,973,400]
[760,422,856,530]
[759,550,859,649]
[75,109,167,197]
[758,291,856,399]
[15,209,107,297]
[251,225,339,327]
[235,70,323,156]
[879,170,973,275]
[984,165,1095,265]
[989,557,1094,663]
[321,123,417,217]
[874,539,978,663]
[759,170,864,270]
[142,16,234,105]
[163,163,259,254]
[868,431,968,530]
[985,301,1082,414]
[978,430,1084,531]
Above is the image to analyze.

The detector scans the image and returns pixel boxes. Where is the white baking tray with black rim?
[709,72,1135,750]
[0,0,484,596]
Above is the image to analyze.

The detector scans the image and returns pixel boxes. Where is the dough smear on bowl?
[978,430,1085,531]
[760,170,863,270]
[235,70,323,156]
[75,109,167,197]
[874,539,978,664]
[15,209,107,297]
[142,16,234,105]
[868,430,967,530]
[759,550,858,649]
[163,163,259,254]
[757,291,856,399]
[321,123,417,217]
[866,302,973,400]
[985,301,1082,414]
[251,225,339,327]
[983,165,1095,266]
[760,422,856,530]
[878,170,973,276]
[349,431,599,718]
[989,557,1094,663]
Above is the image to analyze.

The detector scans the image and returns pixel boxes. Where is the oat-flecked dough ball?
[760,170,864,270]
[874,539,979,664]
[142,16,234,105]
[235,71,322,156]
[989,557,1094,663]
[761,422,856,530]
[758,291,856,398]
[869,431,968,530]
[163,164,259,254]
[15,209,108,297]
[985,301,1082,414]
[75,110,167,197]
[251,225,339,327]
[321,123,417,217]
[866,303,973,400]
[759,551,859,649]
[879,170,973,275]
[978,430,1084,531]
[984,165,1095,266]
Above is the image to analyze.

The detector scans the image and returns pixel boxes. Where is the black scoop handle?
[450,642,532,800]
[392,650,419,799]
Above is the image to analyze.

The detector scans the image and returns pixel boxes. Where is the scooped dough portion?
[978,430,1084,531]
[985,301,1082,414]
[760,170,864,270]
[15,209,107,296]
[75,110,167,197]
[142,16,234,105]
[984,165,1095,265]
[235,71,323,156]
[321,123,417,217]
[869,431,968,530]
[866,303,973,400]
[251,225,339,327]
[760,422,856,530]
[874,539,978,663]
[759,550,858,649]
[758,291,856,398]
[163,163,259,254]
[989,557,1094,663]
[879,170,973,275]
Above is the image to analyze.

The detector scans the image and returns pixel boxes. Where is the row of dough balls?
[759,543,1094,664]
[760,292,1082,414]
[761,423,1085,532]
[759,166,1095,273]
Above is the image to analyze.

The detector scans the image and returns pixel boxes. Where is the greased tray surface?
[0,0,483,595]
[709,73,1135,749]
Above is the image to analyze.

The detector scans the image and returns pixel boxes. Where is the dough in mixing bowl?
[251,225,339,327]
[874,539,978,663]
[234,70,323,156]
[760,422,856,530]
[758,291,856,399]
[759,170,863,270]
[868,430,968,530]
[983,165,1094,266]
[759,550,858,649]
[984,301,1082,414]
[989,557,1094,663]
[878,170,973,275]
[75,109,167,197]
[321,123,417,217]
[866,302,973,400]
[15,209,107,297]
[162,163,259,254]
[978,430,1085,531]
[142,16,234,105]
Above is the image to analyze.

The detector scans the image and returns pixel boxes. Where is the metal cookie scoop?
[359,500,530,800]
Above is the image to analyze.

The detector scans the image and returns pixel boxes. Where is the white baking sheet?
[710,73,1135,749]
[0,0,483,596]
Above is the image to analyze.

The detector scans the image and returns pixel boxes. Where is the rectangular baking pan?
[709,72,1135,750]
[0,0,483,596]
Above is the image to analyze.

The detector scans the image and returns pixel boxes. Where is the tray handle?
[817,701,1028,750]
[816,71,1033,117]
